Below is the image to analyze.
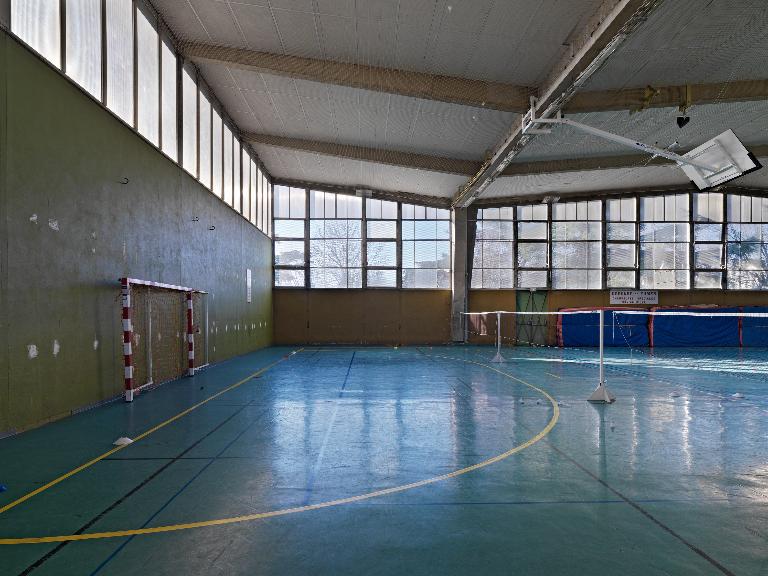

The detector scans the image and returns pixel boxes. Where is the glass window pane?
[640,242,689,269]
[727,270,768,290]
[694,193,723,222]
[552,269,601,290]
[607,270,635,288]
[242,149,250,219]
[694,244,722,269]
[367,242,396,267]
[212,110,222,196]
[66,0,102,98]
[160,40,177,161]
[694,223,721,241]
[257,168,265,226]
[367,270,396,288]
[607,243,636,268]
[290,188,306,219]
[136,6,159,145]
[274,186,290,219]
[274,241,305,266]
[413,241,438,268]
[310,190,326,218]
[517,243,548,267]
[640,222,690,242]
[695,271,722,289]
[274,219,304,238]
[641,269,689,289]
[181,68,197,175]
[106,0,133,123]
[607,223,635,241]
[518,222,547,239]
[249,160,257,225]
[472,208,515,288]
[337,194,362,219]
[517,270,547,288]
[275,269,304,287]
[552,242,601,269]
[414,221,437,239]
[233,140,241,212]
[223,126,233,206]
[198,92,211,187]
[268,178,274,237]
[367,221,396,239]
[311,268,362,289]
[12,0,61,66]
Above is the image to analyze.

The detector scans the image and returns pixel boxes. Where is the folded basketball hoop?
[678,129,762,190]
[522,99,762,191]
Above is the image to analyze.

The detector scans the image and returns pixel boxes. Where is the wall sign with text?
[609,289,658,305]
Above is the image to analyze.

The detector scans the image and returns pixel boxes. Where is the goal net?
[120,278,208,401]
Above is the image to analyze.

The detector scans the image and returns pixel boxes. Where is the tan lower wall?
[273,289,452,345]
[274,289,768,347]
[468,290,768,346]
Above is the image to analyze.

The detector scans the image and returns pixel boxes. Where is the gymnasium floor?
[0,346,766,575]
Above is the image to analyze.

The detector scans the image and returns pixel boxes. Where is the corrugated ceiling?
[151,0,768,200]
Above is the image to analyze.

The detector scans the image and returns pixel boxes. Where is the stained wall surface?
[0,33,272,434]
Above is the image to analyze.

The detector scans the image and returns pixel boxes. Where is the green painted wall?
[0,32,273,434]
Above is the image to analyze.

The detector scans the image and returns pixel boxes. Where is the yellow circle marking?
[0,352,301,517]
[0,352,559,545]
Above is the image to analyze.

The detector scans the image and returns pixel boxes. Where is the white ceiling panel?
[196,63,515,160]
[153,0,605,85]
[584,0,768,91]
[256,145,467,197]
[150,0,768,204]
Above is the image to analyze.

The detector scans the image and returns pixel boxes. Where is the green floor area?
[0,345,766,575]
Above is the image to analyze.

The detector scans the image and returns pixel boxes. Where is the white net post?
[588,309,616,403]
[490,311,505,363]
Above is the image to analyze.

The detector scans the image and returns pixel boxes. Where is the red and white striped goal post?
[120,278,207,402]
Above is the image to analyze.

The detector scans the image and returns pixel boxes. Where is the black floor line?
[421,348,738,576]
[19,401,265,575]
[90,410,268,575]
[544,436,737,576]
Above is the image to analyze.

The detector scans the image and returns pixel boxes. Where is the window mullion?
[546,202,552,289]
[396,202,402,289]
[304,187,310,290]
[59,0,66,74]
[100,0,107,104]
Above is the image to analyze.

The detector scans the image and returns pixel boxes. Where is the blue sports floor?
[0,345,766,575]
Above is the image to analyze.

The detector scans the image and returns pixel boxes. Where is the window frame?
[639,193,691,290]
[470,207,516,290]
[9,0,272,233]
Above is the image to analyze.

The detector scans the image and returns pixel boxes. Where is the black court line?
[544,434,737,576]
[19,401,267,575]
[421,349,738,576]
[90,406,270,575]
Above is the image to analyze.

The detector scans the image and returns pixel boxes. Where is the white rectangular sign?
[246,269,252,303]
[610,289,658,305]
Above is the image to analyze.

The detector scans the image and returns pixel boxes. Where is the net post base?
[490,352,506,363]
[588,384,615,403]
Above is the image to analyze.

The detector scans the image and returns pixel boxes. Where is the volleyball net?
[464,307,768,403]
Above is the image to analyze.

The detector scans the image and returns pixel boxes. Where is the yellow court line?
[545,372,562,379]
[0,352,559,544]
[0,350,302,517]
